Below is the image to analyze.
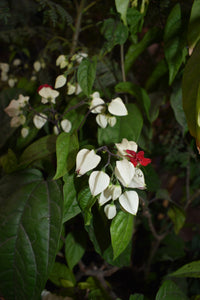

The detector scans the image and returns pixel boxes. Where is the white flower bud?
[67,82,76,95]
[56,55,68,69]
[13,59,21,66]
[33,61,41,72]
[119,191,139,215]
[55,75,67,89]
[104,204,117,219]
[107,116,116,127]
[115,159,135,187]
[76,149,101,177]
[21,127,29,138]
[33,113,47,129]
[89,171,110,196]
[96,114,108,128]
[108,97,128,116]
[61,119,72,133]
[90,92,105,114]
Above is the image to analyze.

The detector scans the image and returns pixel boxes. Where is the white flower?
[0,63,9,72]
[55,75,67,89]
[115,159,135,187]
[53,125,60,135]
[4,100,21,117]
[18,94,29,107]
[61,119,72,133]
[107,116,117,127]
[115,138,138,156]
[33,61,41,72]
[127,168,146,189]
[90,92,105,114]
[67,82,76,95]
[89,171,110,196]
[104,204,117,219]
[13,58,21,66]
[8,78,17,87]
[21,127,29,138]
[119,191,139,215]
[56,55,68,69]
[98,184,122,206]
[75,83,82,95]
[108,97,128,116]
[72,52,88,64]
[33,113,47,129]
[76,149,101,177]
[38,85,59,104]
[10,114,26,127]
[96,114,108,128]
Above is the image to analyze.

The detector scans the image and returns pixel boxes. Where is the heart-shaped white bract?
[76,149,101,177]
[89,171,110,196]
[119,190,139,215]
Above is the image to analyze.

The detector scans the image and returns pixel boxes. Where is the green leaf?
[65,231,86,270]
[98,103,143,145]
[145,59,168,91]
[169,260,200,278]
[115,0,129,25]
[103,240,132,267]
[0,169,63,300]
[63,173,81,222]
[167,204,186,234]
[54,132,79,180]
[170,82,188,134]
[77,57,97,96]
[164,4,187,84]
[126,7,143,35]
[129,294,144,300]
[115,82,151,121]
[182,41,200,149]
[155,280,188,300]
[125,27,159,73]
[101,18,129,53]
[78,186,96,225]
[0,148,18,173]
[19,135,57,167]
[187,0,200,51]
[110,211,134,260]
[49,262,76,287]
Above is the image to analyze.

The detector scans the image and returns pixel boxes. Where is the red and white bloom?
[38,84,59,104]
[115,138,138,156]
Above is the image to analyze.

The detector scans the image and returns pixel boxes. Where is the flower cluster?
[0,61,20,87]
[4,94,30,137]
[75,138,151,219]
[89,92,128,128]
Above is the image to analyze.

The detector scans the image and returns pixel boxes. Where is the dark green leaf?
[129,294,144,300]
[125,27,160,73]
[168,204,186,234]
[110,211,134,260]
[19,135,57,167]
[65,231,86,270]
[0,169,63,300]
[126,7,143,35]
[63,173,81,222]
[169,260,200,278]
[145,59,168,91]
[182,41,200,148]
[78,186,96,225]
[164,4,187,84]
[77,57,97,96]
[54,132,79,180]
[0,148,18,173]
[98,103,143,145]
[155,280,188,300]
[49,262,76,287]
[187,0,200,51]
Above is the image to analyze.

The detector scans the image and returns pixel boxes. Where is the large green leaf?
[63,173,81,222]
[77,57,97,97]
[0,169,63,300]
[164,4,187,84]
[98,103,143,145]
[155,280,188,300]
[110,211,134,260]
[19,135,57,168]
[54,132,79,180]
[187,0,200,52]
[169,260,200,278]
[182,41,200,149]
[115,0,129,25]
[65,231,86,270]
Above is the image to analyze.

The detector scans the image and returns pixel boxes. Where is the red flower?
[37,84,53,93]
[126,150,151,167]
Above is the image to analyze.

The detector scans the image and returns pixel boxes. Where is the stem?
[120,44,126,82]
[70,0,86,55]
